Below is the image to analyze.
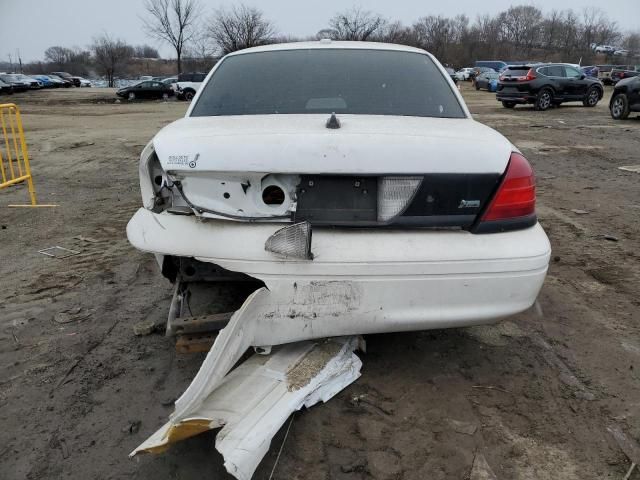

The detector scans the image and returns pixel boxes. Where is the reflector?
[377,176,423,222]
[265,221,313,260]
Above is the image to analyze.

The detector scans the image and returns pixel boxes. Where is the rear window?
[503,67,531,76]
[178,73,206,82]
[190,49,465,118]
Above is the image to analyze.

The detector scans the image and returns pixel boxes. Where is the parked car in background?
[49,73,73,87]
[68,77,91,87]
[116,80,174,100]
[475,71,500,92]
[0,78,13,94]
[0,74,30,92]
[595,45,616,54]
[611,67,640,84]
[175,72,207,100]
[454,67,474,81]
[71,76,92,87]
[475,60,507,72]
[31,75,57,88]
[614,49,630,57]
[162,76,178,86]
[16,74,42,89]
[470,66,495,83]
[128,42,550,350]
[610,75,640,120]
[496,63,604,110]
[581,65,599,78]
[51,71,74,83]
[444,67,458,85]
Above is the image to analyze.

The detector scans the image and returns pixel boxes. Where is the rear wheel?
[128,91,136,101]
[610,93,630,120]
[583,86,601,107]
[502,101,516,109]
[475,82,480,91]
[184,89,195,101]
[534,88,553,111]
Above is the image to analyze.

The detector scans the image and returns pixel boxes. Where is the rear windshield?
[503,67,531,75]
[190,49,465,118]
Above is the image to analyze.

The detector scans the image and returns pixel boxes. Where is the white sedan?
[127,41,551,347]
[455,67,474,80]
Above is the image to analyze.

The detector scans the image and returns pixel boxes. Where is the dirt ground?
[1,84,639,480]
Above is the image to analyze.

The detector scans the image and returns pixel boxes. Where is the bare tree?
[413,16,454,60]
[142,0,201,73]
[498,6,544,54]
[328,7,387,41]
[44,46,72,66]
[623,32,640,52]
[208,5,276,55]
[91,35,133,87]
[134,44,160,58]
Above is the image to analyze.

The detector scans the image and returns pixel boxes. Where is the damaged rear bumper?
[127,208,550,342]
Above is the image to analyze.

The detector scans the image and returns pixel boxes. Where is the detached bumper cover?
[127,208,551,342]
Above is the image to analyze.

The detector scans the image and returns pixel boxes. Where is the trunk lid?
[153,114,512,175]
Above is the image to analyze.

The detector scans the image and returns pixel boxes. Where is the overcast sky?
[1,0,638,61]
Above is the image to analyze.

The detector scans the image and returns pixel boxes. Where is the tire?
[475,83,480,91]
[128,91,135,101]
[162,92,169,101]
[534,88,553,111]
[610,93,630,120]
[583,86,600,107]
[184,89,195,101]
[502,101,516,109]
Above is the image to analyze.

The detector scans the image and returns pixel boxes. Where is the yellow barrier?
[0,103,38,205]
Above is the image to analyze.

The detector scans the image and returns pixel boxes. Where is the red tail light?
[500,68,536,82]
[482,152,536,221]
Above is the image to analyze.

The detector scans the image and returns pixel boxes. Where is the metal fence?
[0,103,37,205]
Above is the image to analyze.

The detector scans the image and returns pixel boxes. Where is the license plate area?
[294,175,378,225]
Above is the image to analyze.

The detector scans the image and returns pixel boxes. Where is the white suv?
[174,72,206,101]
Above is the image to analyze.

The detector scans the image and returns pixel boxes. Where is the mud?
[1,85,639,479]
[286,341,344,392]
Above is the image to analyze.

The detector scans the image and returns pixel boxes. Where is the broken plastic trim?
[264,221,313,260]
[131,289,362,480]
[171,179,291,221]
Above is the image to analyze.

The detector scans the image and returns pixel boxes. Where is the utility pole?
[16,49,23,73]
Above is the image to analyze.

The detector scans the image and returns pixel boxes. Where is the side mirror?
[580,74,586,80]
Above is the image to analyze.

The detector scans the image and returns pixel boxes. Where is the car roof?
[225,40,428,57]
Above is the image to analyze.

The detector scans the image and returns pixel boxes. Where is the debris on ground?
[38,246,80,259]
[570,209,589,215]
[133,320,160,336]
[618,165,640,173]
[448,418,479,436]
[123,420,142,435]
[131,333,362,480]
[470,452,498,480]
[607,425,640,480]
[53,307,91,325]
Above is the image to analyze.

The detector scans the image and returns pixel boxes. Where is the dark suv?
[610,76,640,120]
[496,63,604,111]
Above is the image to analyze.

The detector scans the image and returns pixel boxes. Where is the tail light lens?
[499,69,536,82]
[377,176,423,222]
[481,152,536,222]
